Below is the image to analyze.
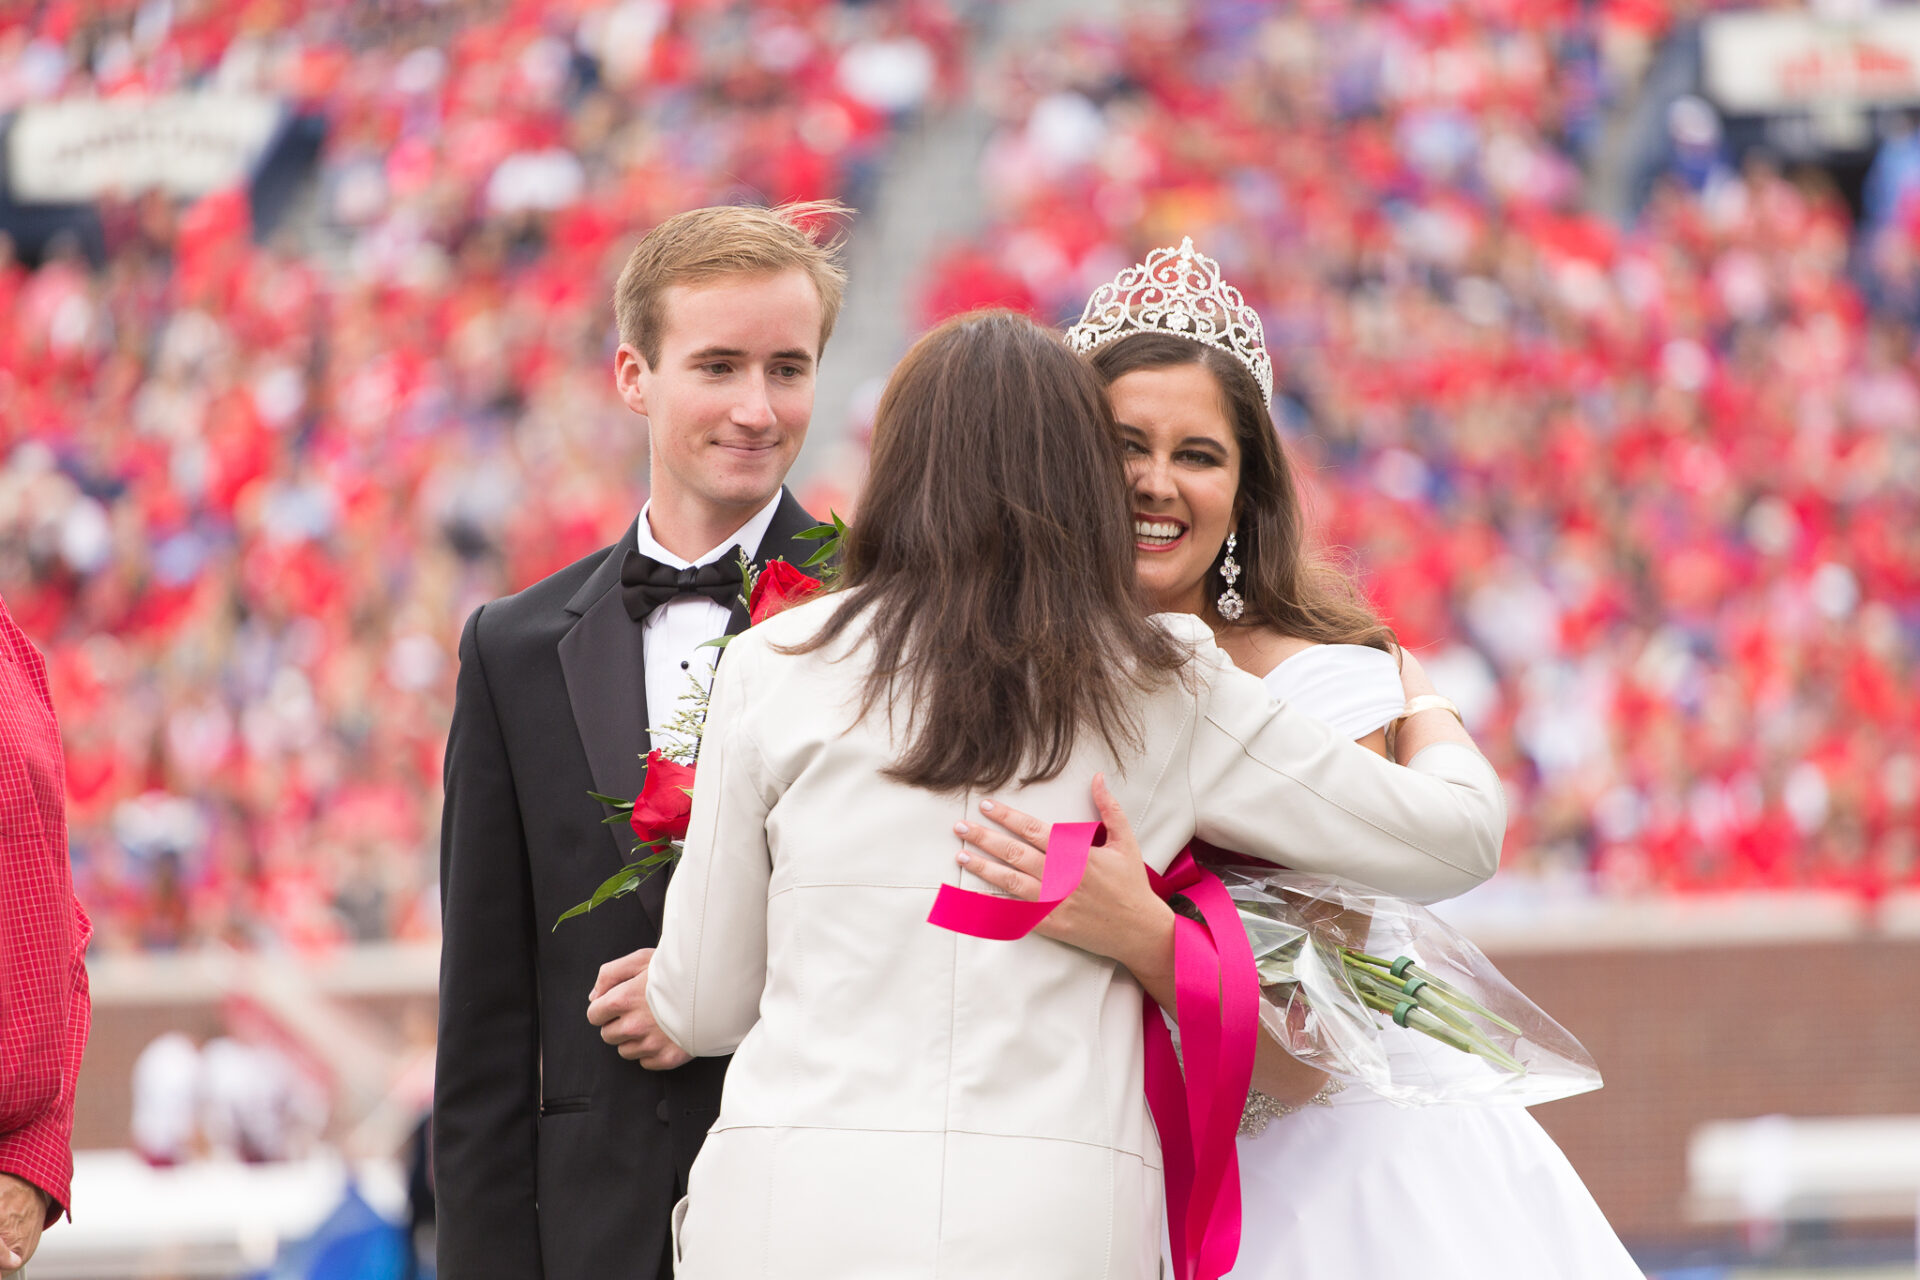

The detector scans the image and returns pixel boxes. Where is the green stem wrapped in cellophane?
[1343,949,1525,1035]
[1184,894,1528,1079]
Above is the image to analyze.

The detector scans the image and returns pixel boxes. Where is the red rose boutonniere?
[747,559,823,625]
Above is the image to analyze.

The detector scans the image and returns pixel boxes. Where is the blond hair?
[613,200,852,366]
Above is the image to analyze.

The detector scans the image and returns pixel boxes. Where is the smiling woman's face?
[1109,362,1242,618]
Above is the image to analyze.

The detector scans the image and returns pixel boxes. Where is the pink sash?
[927,824,1257,1280]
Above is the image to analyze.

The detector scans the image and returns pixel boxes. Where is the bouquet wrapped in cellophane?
[1205,866,1602,1107]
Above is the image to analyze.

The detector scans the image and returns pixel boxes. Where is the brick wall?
[71,992,433,1153]
[1496,938,1920,1245]
[69,938,1920,1247]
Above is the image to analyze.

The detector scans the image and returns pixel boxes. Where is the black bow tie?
[621,546,745,623]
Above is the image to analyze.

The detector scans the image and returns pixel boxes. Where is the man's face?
[617,269,823,521]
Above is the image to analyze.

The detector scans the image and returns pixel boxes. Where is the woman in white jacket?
[642,310,1504,1278]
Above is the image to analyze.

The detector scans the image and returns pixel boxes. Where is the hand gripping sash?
[926,824,1257,1280]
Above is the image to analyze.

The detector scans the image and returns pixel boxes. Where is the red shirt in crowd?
[0,593,92,1227]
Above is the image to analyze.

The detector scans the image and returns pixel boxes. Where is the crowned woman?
[960,240,1644,1278]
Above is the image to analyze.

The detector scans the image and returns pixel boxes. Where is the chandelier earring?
[1216,532,1245,622]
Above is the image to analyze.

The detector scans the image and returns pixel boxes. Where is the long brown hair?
[1089,332,1395,653]
[790,310,1187,793]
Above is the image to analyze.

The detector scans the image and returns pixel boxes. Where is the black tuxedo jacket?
[434,490,821,1278]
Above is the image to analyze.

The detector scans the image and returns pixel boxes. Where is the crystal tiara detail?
[1065,237,1273,407]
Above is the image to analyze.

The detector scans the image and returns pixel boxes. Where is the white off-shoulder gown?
[1216,645,1643,1280]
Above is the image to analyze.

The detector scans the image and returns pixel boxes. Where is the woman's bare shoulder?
[1216,627,1319,680]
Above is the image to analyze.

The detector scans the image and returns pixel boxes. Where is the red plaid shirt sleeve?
[0,594,92,1228]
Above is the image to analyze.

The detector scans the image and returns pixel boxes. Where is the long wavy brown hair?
[1089,332,1396,654]
[788,310,1188,793]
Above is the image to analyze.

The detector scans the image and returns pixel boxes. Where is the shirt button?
[656,1101,672,1123]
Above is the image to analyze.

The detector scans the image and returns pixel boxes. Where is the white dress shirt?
[634,493,783,754]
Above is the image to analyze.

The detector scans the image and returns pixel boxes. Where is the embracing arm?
[1387,648,1477,762]
[959,781,1329,1107]
[433,607,543,1275]
[1188,641,1504,904]
[643,638,776,1059]
[958,637,1499,1107]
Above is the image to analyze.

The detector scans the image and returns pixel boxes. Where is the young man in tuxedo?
[434,202,845,1279]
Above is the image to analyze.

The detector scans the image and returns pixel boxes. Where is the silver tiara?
[1065,238,1273,406]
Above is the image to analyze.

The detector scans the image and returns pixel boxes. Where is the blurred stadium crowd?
[933,0,1920,900]
[0,0,964,951]
[2,0,1917,955]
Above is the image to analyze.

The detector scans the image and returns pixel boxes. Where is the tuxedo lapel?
[558,522,658,920]
[725,489,829,637]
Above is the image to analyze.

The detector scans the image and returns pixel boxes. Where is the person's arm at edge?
[0,605,91,1265]
[0,889,89,1224]
[432,605,543,1275]
[0,896,88,1268]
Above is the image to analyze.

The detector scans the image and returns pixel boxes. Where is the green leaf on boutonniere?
[589,790,639,826]
[795,512,848,576]
[554,865,643,929]
[552,838,681,929]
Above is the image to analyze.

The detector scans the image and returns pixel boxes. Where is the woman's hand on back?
[953,775,1177,1003]
[959,776,1330,1104]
